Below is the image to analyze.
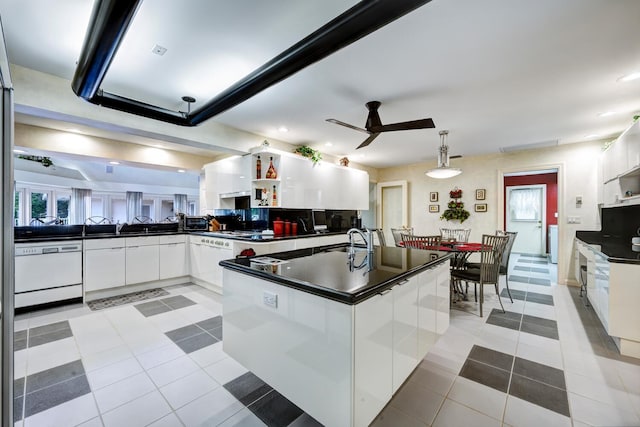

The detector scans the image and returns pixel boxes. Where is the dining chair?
[466,230,518,302]
[450,234,509,317]
[391,227,414,246]
[440,228,471,243]
[401,234,442,250]
[367,228,387,246]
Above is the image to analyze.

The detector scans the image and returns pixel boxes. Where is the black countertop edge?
[15,231,189,244]
[191,230,347,242]
[575,232,640,265]
[220,246,453,305]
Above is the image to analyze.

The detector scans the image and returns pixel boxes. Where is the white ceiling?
[1,0,640,168]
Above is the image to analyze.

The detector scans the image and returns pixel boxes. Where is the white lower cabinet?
[159,235,187,279]
[418,265,439,357]
[392,275,419,393]
[125,236,160,285]
[84,239,126,292]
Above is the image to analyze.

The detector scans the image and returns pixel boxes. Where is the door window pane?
[509,188,541,221]
[30,192,48,220]
[91,197,104,217]
[111,198,126,224]
[142,199,154,221]
[56,193,70,224]
[14,191,21,225]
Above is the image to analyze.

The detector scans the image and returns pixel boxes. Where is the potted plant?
[440,187,470,223]
[294,145,322,164]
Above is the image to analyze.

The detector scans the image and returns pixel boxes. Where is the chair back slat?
[391,227,414,246]
[496,230,518,270]
[440,228,471,243]
[479,234,510,284]
[401,234,442,249]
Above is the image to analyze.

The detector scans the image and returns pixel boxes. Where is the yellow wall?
[376,140,604,286]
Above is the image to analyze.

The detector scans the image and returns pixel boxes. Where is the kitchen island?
[220,244,452,427]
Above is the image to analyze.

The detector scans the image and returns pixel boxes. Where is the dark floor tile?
[513,357,566,390]
[486,314,521,331]
[248,390,304,427]
[196,316,222,332]
[174,332,218,354]
[529,278,552,286]
[28,321,70,338]
[514,266,531,272]
[24,375,91,418]
[15,377,25,398]
[467,345,514,371]
[489,308,522,321]
[526,291,554,302]
[166,324,203,343]
[520,321,559,340]
[209,326,223,341]
[522,314,557,329]
[530,267,550,274]
[14,397,23,422]
[517,259,536,264]
[14,329,27,341]
[289,413,324,427]
[14,338,27,352]
[135,300,172,317]
[160,295,196,310]
[509,374,570,416]
[26,360,85,394]
[508,275,530,283]
[459,359,511,393]
[28,328,73,348]
[532,260,548,265]
[224,371,273,405]
[501,289,525,301]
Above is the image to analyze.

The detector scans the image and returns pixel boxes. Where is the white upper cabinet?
[601,121,640,206]
[204,155,251,209]
[622,121,640,171]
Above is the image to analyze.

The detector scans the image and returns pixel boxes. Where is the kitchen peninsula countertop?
[575,231,640,264]
[220,243,452,304]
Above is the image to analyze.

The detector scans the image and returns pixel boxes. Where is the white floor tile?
[175,387,244,426]
[475,330,518,356]
[122,330,174,356]
[15,348,27,379]
[408,361,457,396]
[93,372,157,413]
[204,357,248,386]
[148,309,194,333]
[81,344,133,373]
[26,337,80,375]
[160,369,220,410]
[87,357,143,390]
[188,341,227,368]
[515,341,563,370]
[136,343,184,370]
[102,390,171,427]
[147,355,201,387]
[217,408,266,427]
[503,395,571,427]
[388,379,445,425]
[76,416,104,427]
[176,305,218,324]
[569,391,640,426]
[147,412,185,427]
[74,331,126,357]
[447,376,507,421]
[370,405,426,427]
[565,371,636,412]
[422,347,467,374]
[522,304,556,320]
[23,393,99,427]
[433,398,501,427]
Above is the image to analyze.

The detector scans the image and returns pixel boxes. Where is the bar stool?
[579,265,590,307]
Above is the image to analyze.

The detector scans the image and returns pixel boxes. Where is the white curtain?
[126,191,142,223]
[70,188,92,224]
[174,194,187,215]
[509,188,541,220]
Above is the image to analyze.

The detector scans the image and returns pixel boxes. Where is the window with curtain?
[509,188,541,221]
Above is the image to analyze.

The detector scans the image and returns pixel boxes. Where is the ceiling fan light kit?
[425,130,462,179]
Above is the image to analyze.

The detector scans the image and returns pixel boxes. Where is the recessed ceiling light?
[151,44,167,56]
[109,161,120,165]
[584,134,601,139]
[618,72,640,82]
[278,126,289,133]
[597,111,617,118]
[66,128,80,133]
[13,149,26,153]
[153,144,164,148]
[325,142,333,147]
[177,169,186,173]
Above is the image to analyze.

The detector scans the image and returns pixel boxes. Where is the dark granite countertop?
[14,231,189,244]
[191,230,346,242]
[575,231,640,264]
[220,243,452,304]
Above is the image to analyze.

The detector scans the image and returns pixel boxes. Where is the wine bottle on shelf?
[256,155,262,179]
[265,157,277,179]
[272,185,277,206]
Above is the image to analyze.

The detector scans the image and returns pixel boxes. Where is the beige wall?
[376,140,604,286]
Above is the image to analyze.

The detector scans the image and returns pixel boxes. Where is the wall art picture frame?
[429,191,438,202]
[475,189,486,200]
[429,204,440,213]
[474,203,487,212]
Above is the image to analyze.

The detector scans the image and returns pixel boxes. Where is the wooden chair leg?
[479,282,483,317]
[495,282,506,313]
[504,274,513,303]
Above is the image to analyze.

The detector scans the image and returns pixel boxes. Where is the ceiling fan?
[326,101,435,149]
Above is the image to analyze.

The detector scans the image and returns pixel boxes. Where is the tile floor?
[12,253,640,426]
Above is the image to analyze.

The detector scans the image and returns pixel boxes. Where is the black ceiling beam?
[72,0,432,127]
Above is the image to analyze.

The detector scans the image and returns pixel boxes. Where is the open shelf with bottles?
[251,151,281,208]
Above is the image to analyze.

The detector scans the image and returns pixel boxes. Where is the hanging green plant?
[17,154,54,168]
[440,187,470,223]
[294,145,322,164]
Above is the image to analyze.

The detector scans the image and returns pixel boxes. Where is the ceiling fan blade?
[450,155,463,159]
[370,118,435,132]
[356,133,380,149]
[326,118,369,134]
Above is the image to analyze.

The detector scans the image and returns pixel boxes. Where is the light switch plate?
[263,291,278,308]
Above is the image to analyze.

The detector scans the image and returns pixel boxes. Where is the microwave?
[184,216,209,231]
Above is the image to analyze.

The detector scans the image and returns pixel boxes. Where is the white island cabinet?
[222,246,450,427]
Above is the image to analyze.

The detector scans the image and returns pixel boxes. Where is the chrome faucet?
[347,228,374,252]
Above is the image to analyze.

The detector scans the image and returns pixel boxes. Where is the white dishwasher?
[15,240,83,309]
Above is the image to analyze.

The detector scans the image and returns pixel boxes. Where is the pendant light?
[425,130,461,179]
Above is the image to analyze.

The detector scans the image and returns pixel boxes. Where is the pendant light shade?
[425,130,461,179]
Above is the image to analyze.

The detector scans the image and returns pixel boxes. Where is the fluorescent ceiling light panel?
[499,139,558,153]
[619,72,640,82]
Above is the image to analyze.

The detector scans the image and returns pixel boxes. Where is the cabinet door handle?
[378,288,393,296]
[395,279,409,286]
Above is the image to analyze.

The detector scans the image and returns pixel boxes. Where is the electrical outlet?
[263,291,278,308]
[567,216,582,224]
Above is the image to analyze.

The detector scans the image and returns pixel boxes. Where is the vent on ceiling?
[500,139,558,153]
[151,44,167,56]
[106,165,114,174]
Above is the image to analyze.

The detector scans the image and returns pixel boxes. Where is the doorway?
[506,184,547,255]
[376,181,408,246]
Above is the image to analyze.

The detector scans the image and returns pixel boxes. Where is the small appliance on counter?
[183,216,210,231]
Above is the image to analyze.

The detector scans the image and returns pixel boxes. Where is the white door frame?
[376,180,408,238]
[506,184,547,255]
